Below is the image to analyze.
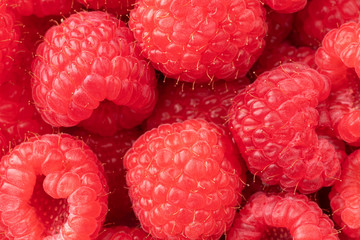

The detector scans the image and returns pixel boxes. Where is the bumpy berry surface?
[228,63,343,194]
[0,134,108,239]
[0,4,22,86]
[228,192,339,239]
[144,77,249,132]
[76,0,136,15]
[264,7,294,49]
[7,0,78,17]
[330,149,360,239]
[97,226,149,240]
[316,70,360,145]
[251,41,316,78]
[129,0,267,83]
[31,11,157,135]
[67,127,141,227]
[264,0,307,13]
[124,119,245,239]
[292,0,360,48]
[315,21,360,90]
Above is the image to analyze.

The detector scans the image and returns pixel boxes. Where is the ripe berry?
[129,0,267,83]
[124,119,245,239]
[228,192,339,239]
[229,63,343,194]
[97,226,149,240]
[76,0,136,16]
[263,0,307,13]
[0,134,108,239]
[31,11,158,135]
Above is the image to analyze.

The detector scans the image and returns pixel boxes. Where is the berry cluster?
[0,0,359,239]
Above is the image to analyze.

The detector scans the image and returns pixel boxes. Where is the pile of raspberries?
[1,0,360,239]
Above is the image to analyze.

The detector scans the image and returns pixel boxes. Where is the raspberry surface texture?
[263,0,307,13]
[144,77,249,132]
[0,134,108,239]
[330,149,360,239]
[67,127,141,226]
[124,119,245,239]
[315,21,360,89]
[292,0,360,48]
[129,0,267,83]
[31,11,157,134]
[228,192,339,240]
[228,63,343,194]
[7,0,77,17]
[97,226,149,240]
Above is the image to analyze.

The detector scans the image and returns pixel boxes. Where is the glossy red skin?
[124,119,245,240]
[76,0,136,15]
[264,0,307,13]
[31,11,158,135]
[129,0,267,83]
[228,192,339,240]
[292,0,360,48]
[315,21,360,90]
[0,134,108,239]
[330,150,360,239]
[229,63,343,194]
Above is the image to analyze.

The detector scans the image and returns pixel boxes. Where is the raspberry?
[0,134,108,239]
[0,4,22,86]
[129,0,267,83]
[315,21,360,89]
[292,0,360,48]
[7,0,79,17]
[317,70,360,145]
[76,0,136,16]
[228,63,344,194]
[31,11,158,135]
[97,226,148,240]
[251,41,316,78]
[67,126,141,227]
[263,0,307,13]
[330,149,360,239]
[227,192,339,240]
[144,77,249,132]
[264,7,294,49]
[124,119,245,239]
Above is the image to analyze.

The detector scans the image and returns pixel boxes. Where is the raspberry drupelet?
[76,0,136,16]
[124,119,245,240]
[97,226,149,240]
[315,21,360,89]
[330,149,360,239]
[228,63,343,194]
[263,0,307,13]
[228,192,339,240]
[129,0,267,83]
[0,134,108,239]
[31,11,158,136]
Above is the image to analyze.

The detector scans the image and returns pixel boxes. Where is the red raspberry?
[31,11,158,135]
[315,21,360,89]
[0,4,22,86]
[144,77,250,132]
[0,134,108,239]
[67,127,141,227]
[227,192,339,240]
[264,7,294,49]
[316,70,360,145]
[129,0,267,83]
[292,0,360,48]
[7,0,79,17]
[228,63,343,194]
[263,0,307,13]
[76,0,136,16]
[124,119,245,239]
[251,41,316,78]
[97,226,149,240]
[330,149,360,239]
